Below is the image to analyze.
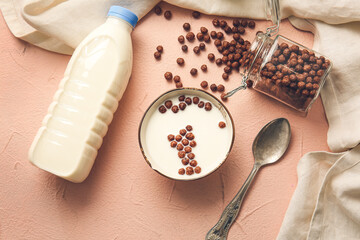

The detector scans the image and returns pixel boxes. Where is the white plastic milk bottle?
[29,6,138,183]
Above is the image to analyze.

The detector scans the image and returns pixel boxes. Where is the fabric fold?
[278,145,360,240]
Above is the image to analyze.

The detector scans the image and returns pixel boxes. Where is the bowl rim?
[137,87,236,181]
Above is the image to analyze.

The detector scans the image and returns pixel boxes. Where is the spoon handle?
[205,165,260,240]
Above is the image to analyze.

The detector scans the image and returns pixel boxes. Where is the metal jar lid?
[265,0,281,36]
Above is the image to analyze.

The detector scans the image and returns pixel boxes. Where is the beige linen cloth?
[1,0,360,239]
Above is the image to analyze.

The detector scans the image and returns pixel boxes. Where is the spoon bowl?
[253,118,291,165]
[206,118,291,240]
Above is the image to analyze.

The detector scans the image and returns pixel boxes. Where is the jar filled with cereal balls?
[227,0,332,114]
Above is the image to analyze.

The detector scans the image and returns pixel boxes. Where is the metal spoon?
[206,118,291,240]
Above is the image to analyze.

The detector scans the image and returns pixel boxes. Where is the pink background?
[0,3,329,239]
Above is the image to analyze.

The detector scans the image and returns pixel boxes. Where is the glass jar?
[227,0,332,114]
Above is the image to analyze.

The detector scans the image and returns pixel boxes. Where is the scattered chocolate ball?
[199,43,206,50]
[183,22,191,31]
[178,168,185,175]
[203,35,210,43]
[154,52,161,60]
[233,33,240,41]
[201,64,207,72]
[178,151,186,158]
[200,81,208,89]
[156,45,163,53]
[212,18,220,27]
[238,27,245,35]
[170,141,177,148]
[186,32,195,41]
[220,93,228,101]
[186,125,193,131]
[220,20,227,28]
[210,84,217,92]
[184,146,192,153]
[224,26,232,34]
[182,158,189,165]
[219,121,226,128]
[224,66,231,73]
[165,100,173,109]
[231,62,239,69]
[173,75,181,83]
[190,160,197,167]
[233,19,240,27]
[196,32,204,41]
[198,101,205,108]
[193,97,199,104]
[179,129,187,136]
[216,58,223,65]
[217,84,225,92]
[154,5,162,15]
[164,72,173,81]
[246,80,253,88]
[177,58,185,65]
[186,166,194,175]
[164,10,172,20]
[177,144,184,151]
[194,166,201,174]
[182,139,189,146]
[192,11,200,18]
[179,102,187,110]
[216,32,224,39]
[185,97,192,105]
[168,134,175,141]
[175,135,182,142]
[181,45,188,52]
[222,73,229,80]
[248,20,255,29]
[199,27,208,34]
[179,95,185,101]
[190,141,197,147]
[208,53,215,61]
[214,39,221,46]
[210,31,217,39]
[240,19,248,27]
[172,105,179,113]
[190,68,198,76]
[193,46,200,54]
[205,102,212,111]
[178,35,185,43]
[187,153,195,159]
[186,132,195,140]
[175,82,183,88]
[159,105,166,113]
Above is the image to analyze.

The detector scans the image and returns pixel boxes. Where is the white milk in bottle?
[29,6,138,183]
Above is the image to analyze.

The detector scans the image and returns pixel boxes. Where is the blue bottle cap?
[107,6,138,28]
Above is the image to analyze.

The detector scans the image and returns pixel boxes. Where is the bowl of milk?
[138,88,235,181]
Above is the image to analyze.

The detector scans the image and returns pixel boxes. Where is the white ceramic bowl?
[138,88,235,181]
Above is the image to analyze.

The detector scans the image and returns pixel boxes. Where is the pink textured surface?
[0,3,329,240]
